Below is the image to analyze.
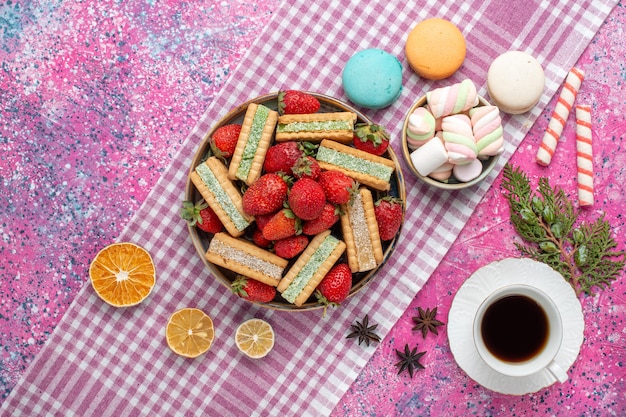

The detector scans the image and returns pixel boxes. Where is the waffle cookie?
[206,232,288,287]
[316,139,396,191]
[190,156,253,237]
[275,112,357,143]
[228,103,278,185]
[340,188,384,273]
[277,230,346,306]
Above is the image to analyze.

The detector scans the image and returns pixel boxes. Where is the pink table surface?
[1,1,624,416]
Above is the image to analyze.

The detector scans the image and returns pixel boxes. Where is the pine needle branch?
[501,163,625,296]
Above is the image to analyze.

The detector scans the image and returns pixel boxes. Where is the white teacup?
[473,284,568,382]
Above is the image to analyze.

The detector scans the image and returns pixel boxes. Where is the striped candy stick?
[536,67,585,166]
[575,105,593,206]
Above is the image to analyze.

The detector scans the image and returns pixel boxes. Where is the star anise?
[412,307,444,339]
[395,344,426,378]
[346,314,381,347]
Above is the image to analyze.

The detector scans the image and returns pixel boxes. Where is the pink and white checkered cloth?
[2,0,617,415]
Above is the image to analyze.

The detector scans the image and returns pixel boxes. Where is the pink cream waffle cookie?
[340,187,384,273]
[206,232,288,287]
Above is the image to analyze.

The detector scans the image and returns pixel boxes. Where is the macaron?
[487,51,545,114]
[342,48,403,109]
[405,18,466,80]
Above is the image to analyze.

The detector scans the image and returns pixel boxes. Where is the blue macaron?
[342,48,403,109]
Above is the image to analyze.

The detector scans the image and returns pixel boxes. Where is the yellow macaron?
[405,18,466,80]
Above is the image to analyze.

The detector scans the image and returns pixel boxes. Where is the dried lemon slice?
[235,318,275,359]
[89,242,156,307]
[165,308,215,358]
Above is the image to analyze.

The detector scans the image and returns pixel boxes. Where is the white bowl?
[401,95,500,190]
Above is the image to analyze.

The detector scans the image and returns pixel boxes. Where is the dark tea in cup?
[480,294,549,362]
[473,284,567,381]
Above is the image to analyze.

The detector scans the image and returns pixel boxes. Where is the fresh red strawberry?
[254,212,276,232]
[277,90,321,115]
[353,123,390,156]
[292,155,321,180]
[231,276,276,303]
[180,200,223,233]
[210,124,241,159]
[263,141,303,175]
[252,227,272,248]
[302,203,340,235]
[262,208,300,241]
[242,173,289,216]
[374,196,403,240]
[274,235,309,259]
[196,207,224,233]
[317,170,358,205]
[288,178,326,220]
[315,263,352,316]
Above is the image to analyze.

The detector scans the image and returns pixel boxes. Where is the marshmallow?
[409,136,449,176]
[428,162,454,182]
[406,107,436,149]
[441,114,477,165]
[470,105,504,157]
[427,79,479,119]
[453,159,483,182]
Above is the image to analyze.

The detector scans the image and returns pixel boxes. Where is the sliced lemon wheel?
[235,318,275,359]
[89,242,156,307]
[165,308,215,358]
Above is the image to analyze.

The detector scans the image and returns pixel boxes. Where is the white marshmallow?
[410,137,449,176]
[428,162,454,181]
[452,159,483,182]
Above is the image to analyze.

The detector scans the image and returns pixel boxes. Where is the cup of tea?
[473,284,568,382]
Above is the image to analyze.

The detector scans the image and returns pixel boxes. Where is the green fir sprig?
[501,163,625,296]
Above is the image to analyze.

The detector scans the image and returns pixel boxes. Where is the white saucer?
[448,258,584,395]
